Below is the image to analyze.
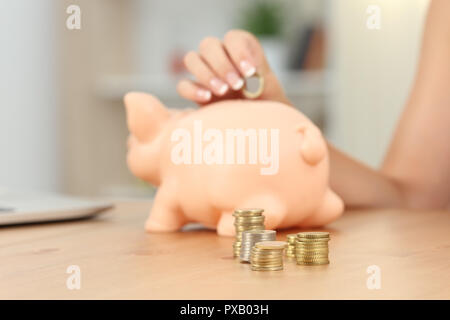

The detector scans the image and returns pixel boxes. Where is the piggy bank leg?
[216,211,235,236]
[145,184,186,232]
[300,189,344,227]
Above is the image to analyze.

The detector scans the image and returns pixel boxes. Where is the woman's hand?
[177,30,290,105]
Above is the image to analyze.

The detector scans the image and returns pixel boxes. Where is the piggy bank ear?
[124,92,170,142]
[297,124,327,165]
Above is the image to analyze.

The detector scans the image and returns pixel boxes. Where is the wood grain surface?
[1,202,449,299]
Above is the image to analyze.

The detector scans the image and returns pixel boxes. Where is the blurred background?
[0,0,430,197]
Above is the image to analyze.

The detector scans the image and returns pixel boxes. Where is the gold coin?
[286,253,295,258]
[295,245,329,249]
[251,256,283,261]
[255,241,288,250]
[251,254,283,260]
[296,251,329,256]
[251,247,284,253]
[234,216,263,220]
[297,232,330,239]
[296,257,329,262]
[252,269,283,272]
[244,230,275,235]
[251,249,283,257]
[252,268,283,272]
[234,220,265,224]
[251,264,282,268]
[251,263,283,268]
[296,241,329,246]
[251,255,283,260]
[251,266,283,271]
[251,253,284,259]
[252,261,283,266]
[295,248,330,254]
[296,237,329,242]
[296,249,328,253]
[296,252,329,257]
[297,261,329,265]
[234,223,265,227]
[234,214,265,219]
[242,73,265,99]
[296,256,329,261]
[252,256,283,260]
[287,234,297,243]
[252,264,283,270]
[236,228,263,233]
[234,221,265,226]
[251,251,284,257]
[296,255,329,259]
[296,243,329,248]
[233,208,264,216]
[234,220,265,225]
[234,217,264,221]
[296,249,329,253]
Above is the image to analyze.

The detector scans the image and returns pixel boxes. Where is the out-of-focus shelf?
[95,70,330,102]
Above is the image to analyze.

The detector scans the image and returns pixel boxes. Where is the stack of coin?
[232,208,265,257]
[295,232,330,265]
[240,230,276,262]
[285,234,297,257]
[250,241,287,271]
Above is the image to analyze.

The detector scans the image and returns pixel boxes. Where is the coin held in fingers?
[242,72,264,99]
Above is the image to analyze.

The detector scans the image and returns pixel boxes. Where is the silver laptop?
[0,189,113,226]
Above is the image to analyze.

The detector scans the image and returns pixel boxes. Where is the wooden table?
[1,202,449,299]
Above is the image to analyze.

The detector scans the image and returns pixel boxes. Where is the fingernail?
[197,89,212,101]
[226,72,244,90]
[210,78,228,95]
[240,60,256,77]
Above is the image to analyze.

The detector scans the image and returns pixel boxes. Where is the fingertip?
[176,80,187,96]
[226,72,244,90]
[240,60,256,78]
[178,80,212,103]
[196,88,212,102]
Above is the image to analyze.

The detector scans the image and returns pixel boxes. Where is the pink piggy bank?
[124,92,344,236]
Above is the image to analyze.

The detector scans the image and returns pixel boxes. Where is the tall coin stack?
[240,230,276,262]
[285,234,297,257]
[250,241,288,271]
[232,208,265,257]
[295,232,330,265]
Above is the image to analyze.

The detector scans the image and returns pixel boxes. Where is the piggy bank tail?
[297,124,327,165]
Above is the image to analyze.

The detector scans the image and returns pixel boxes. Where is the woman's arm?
[330,0,450,210]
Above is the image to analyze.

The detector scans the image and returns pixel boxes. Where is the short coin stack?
[240,230,276,262]
[285,234,297,257]
[232,208,265,257]
[250,241,287,271]
[295,232,330,265]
